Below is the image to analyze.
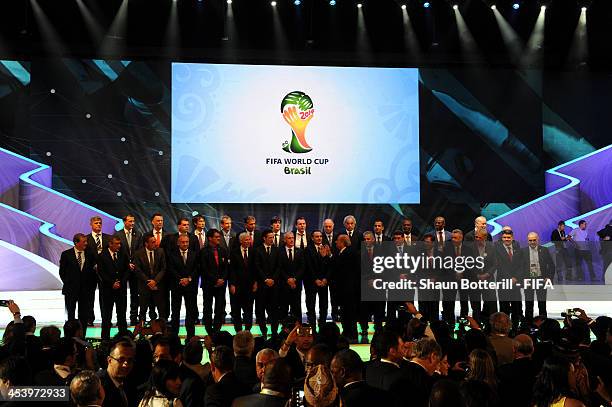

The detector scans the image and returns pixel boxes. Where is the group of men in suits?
[58,213,559,341]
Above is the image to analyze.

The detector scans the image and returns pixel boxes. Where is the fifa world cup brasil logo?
[281,91,314,154]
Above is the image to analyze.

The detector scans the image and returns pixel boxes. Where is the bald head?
[512,334,534,358]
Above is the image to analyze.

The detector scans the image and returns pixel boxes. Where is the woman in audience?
[138,359,184,407]
[463,349,498,406]
[532,356,586,407]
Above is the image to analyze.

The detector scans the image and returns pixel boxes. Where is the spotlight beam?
[492,8,523,64]
[453,6,480,59]
[30,0,68,55]
[567,8,588,67]
[99,0,129,57]
[521,5,546,67]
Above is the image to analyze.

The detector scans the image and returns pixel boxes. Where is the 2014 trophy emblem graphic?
[281,91,314,154]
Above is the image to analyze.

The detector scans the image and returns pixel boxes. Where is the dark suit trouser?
[340,293,358,340]
[202,284,226,334]
[128,273,139,322]
[256,285,279,336]
[230,289,254,332]
[524,287,547,321]
[86,278,98,322]
[64,287,90,325]
[442,287,469,323]
[418,289,440,322]
[575,249,595,280]
[555,248,572,280]
[499,287,523,328]
[170,287,198,339]
[138,286,168,321]
[329,282,340,318]
[468,285,497,324]
[101,288,127,340]
[282,282,303,323]
[304,281,329,326]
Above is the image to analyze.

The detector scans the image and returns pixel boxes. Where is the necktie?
[300,234,305,249]
[243,248,248,267]
[327,234,332,244]
[77,251,83,270]
[95,234,102,253]
[198,232,204,249]
[377,235,381,244]
[113,252,117,262]
[348,231,352,238]
[275,234,279,247]
[213,247,219,266]
[149,251,154,271]
[289,248,293,262]
[560,230,565,238]
[249,232,253,247]
[405,234,411,244]
[398,246,403,254]
[438,231,443,242]
[181,250,187,264]
[126,231,132,250]
[266,246,271,255]
[316,245,320,254]
[368,247,373,261]
[455,246,461,257]
[155,231,161,246]
[507,246,513,261]
[225,233,230,247]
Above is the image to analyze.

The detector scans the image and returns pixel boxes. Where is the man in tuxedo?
[114,214,142,326]
[343,215,362,252]
[133,235,168,324]
[495,229,525,329]
[167,235,199,340]
[270,216,283,248]
[294,216,311,251]
[97,237,130,340]
[85,216,112,326]
[304,230,332,328]
[332,349,391,407]
[278,232,305,322]
[464,216,493,242]
[402,218,419,246]
[198,228,229,335]
[229,233,257,332]
[470,230,498,324]
[322,218,340,321]
[332,234,360,342]
[551,221,572,282]
[373,219,390,245]
[430,216,451,251]
[59,234,95,329]
[243,215,262,248]
[254,230,281,339]
[441,229,473,324]
[218,215,235,252]
[523,232,555,322]
[192,215,207,251]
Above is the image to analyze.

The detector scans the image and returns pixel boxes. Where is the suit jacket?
[34,368,72,386]
[199,245,229,287]
[165,232,200,254]
[305,245,332,282]
[234,356,258,389]
[429,229,452,245]
[97,249,130,289]
[392,362,434,407]
[254,245,281,284]
[522,245,555,280]
[231,393,289,407]
[464,229,492,242]
[86,232,112,259]
[237,230,263,249]
[219,230,236,252]
[322,231,339,255]
[441,242,476,281]
[364,360,401,391]
[98,369,134,407]
[497,357,539,407]
[278,246,305,283]
[205,371,252,407]
[229,246,257,294]
[167,247,199,292]
[331,247,360,301]
[550,229,567,249]
[114,229,142,262]
[373,233,391,245]
[58,247,96,295]
[283,345,306,381]
[293,231,313,251]
[133,247,167,289]
[179,362,205,407]
[143,229,171,253]
[471,241,497,281]
[494,243,525,280]
[340,381,392,407]
[345,230,363,252]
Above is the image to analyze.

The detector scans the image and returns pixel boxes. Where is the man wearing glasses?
[98,339,136,407]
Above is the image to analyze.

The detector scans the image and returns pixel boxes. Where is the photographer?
[279,324,314,381]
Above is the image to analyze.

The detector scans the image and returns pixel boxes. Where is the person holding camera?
[279,323,314,382]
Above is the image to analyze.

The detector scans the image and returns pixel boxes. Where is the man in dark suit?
[167,234,199,340]
[205,345,251,407]
[141,212,169,321]
[551,221,572,282]
[232,359,291,407]
[218,215,235,252]
[464,216,493,242]
[416,234,442,322]
[133,235,168,324]
[322,218,340,322]
[278,232,305,322]
[229,232,258,332]
[97,236,130,339]
[254,230,281,339]
[332,234,360,342]
[497,334,538,407]
[166,217,200,256]
[59,233,96,328]
[98,339,136,407]
[199,228,229,335]
[373,219,391,245]
[364,330,404,391]
[402,218,420,246]
[470,230,498,324]
[294,217,311,251]
[70,370,106,407]
[85,216,112,326]
[332,349,392,407]
[242,215,263,249]
[523,232,555,322]
[34,338,76,386]
[360,231,386,340]
[495,229,526,329]
[304,230,332,328]
[441,229,474,324]
[343,215,362,252]
[192,214,208,251]
[391,338,441,407]
[114,214,142,326]
[429,216,452,251]
[270,216,283,248]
